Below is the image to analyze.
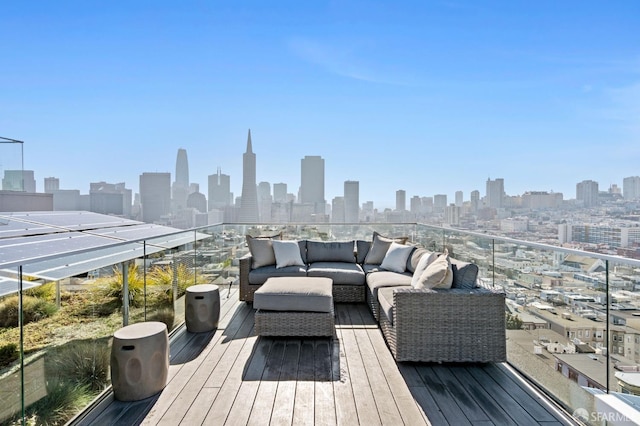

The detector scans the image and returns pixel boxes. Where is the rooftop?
[78,288,576,425]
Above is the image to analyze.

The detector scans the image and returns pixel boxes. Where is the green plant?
[0,296,58,328]
[93,263,145,308]
[9,380,95,426]
[46,339,111,392]
[0,342,18,368]
[25,282,56,301]
[148,308,175,331]
[506,313,524,330]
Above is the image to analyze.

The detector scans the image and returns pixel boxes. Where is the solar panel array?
[0,211,209,296]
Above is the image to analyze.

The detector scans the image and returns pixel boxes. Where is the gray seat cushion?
[307,262,365,285]
[366,270,412,302]
[377,285,411,325]
[248,264,307,285]
[254,277,333,313]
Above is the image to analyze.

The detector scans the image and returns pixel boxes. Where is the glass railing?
[2,222,639,425]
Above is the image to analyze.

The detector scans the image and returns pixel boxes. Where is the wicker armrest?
[385,287,506,363]
[239,254,253,301]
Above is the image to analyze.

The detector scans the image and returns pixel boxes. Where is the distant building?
[208,168,231,210]
[410,196,421,215]
[258,181,272,222]
[445,204,460,226]
[486,178,504,209]
[361,201,374,222]
[396,190,406,211]
[576,180,599,207]
[623,176,640,200]
[44,177,59,193]
[90,181,132,217]
[0,190,52,211]
[522,191,563,209]
[332,196,345,223]
[52,190,81,211]
[455,191,463,207]
[434,194,447,213]
[273,183,287,203]
[186,188,207,214]
[2,170,36,193]
[172,148,190,213]
[470,190,480,212]
[300,155,325,214]
[238,129,259,222]
[344,180,359,223]
[140,172,171,223]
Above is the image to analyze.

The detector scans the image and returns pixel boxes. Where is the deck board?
[80,288,578,426]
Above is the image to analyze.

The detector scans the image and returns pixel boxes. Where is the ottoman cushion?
[254,277,333,313]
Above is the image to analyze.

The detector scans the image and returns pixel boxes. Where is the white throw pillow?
[415,249,453,289]
[410,251,438,288]
[272,240,305,269]
[380,242,414,273]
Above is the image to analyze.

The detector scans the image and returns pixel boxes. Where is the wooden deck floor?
[79,288,577,426]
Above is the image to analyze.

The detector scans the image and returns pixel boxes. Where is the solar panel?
[0,211,211,296]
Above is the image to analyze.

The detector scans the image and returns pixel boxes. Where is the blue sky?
[1,1,639,209]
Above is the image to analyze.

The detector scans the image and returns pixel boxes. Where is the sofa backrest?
[306,240,356,263]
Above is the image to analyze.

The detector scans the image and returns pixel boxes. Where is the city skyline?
[2,2,639,209]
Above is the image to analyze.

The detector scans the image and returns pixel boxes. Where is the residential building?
[44,177,59,193]
[623,176,640,200]
[2,170,36,192]
[576,180,599,207]
[486,178,504,209]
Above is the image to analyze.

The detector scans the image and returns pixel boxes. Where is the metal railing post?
[605,259,610,394]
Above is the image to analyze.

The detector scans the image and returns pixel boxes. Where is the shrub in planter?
[45,338,111,393]
[0,295,58,328]
[0,343,18,368]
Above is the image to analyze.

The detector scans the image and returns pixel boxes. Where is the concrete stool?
[110,321,169,401]
[185,284,220,332]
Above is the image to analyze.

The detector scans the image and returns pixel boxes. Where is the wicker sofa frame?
[378,287,506,363]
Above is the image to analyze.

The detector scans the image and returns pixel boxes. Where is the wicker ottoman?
[254,277,334,336]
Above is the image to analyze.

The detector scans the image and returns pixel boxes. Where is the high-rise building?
[434,194,447,212]
[172,148,190,212]
[576,180,599,207]
[623,176,640,200]
[446,204,461,226]
[300,155,325,214]
[238,129,259,222]
[140,172,171,223]
[208,168,231,210]
[470,190,480,212]
[344,180,359,223]
[273,183,287,203]
[258,181,272,222]
[332,196,345,223]
[361,201,374,222]
[455,191,463,207]
[90,181,132,217]
[410,196,421,214]
[396,190,406,211]
[486,178,504,209]
[522,191,563,209]
[186,183,207,214]
[2,170,35,192]
[44,177,59,193]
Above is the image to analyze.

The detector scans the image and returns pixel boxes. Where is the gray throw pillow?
[364,231,408,265]
[306,240,355,263]
[246,233,282,269]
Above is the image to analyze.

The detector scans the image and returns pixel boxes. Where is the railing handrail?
[2,221,640,273]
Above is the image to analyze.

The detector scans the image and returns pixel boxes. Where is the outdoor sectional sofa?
[239,232,506,363]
